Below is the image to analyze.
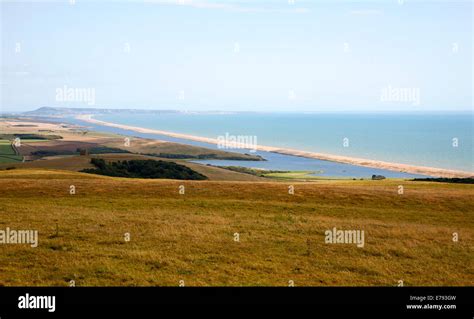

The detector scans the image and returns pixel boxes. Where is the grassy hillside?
[0,169,472,286]
[0,153,264,181]
[103,137,262,161]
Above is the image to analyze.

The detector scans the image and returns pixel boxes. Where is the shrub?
[82,159,207,180]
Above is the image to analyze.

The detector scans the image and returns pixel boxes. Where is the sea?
[68,112,473,178]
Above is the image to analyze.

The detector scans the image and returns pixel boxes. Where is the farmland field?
[0,140,22,163]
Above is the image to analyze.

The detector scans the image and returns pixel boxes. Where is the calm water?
[96,112,473,172]
[63,116,433,178]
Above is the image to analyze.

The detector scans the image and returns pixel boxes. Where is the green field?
[0,140,22,163]
[263,171,328,180]
[0,140,16,154]
[103,137,263,161]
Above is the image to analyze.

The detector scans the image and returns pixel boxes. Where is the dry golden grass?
[0,169,472,286]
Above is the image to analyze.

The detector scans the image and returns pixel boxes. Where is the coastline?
[76,114,473,178]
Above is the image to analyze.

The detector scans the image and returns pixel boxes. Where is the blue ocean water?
[96,112,473,173]
[67,116,426,178]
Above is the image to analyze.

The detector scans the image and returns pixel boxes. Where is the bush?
[82,158,207,180]
[372,175,386,180]
[412,177,474,184]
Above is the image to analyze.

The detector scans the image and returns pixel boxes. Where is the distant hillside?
[23,107,181,117]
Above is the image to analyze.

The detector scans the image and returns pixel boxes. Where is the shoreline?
[76,114,473,178]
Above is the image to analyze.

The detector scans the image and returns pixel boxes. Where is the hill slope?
[0,169,472,286]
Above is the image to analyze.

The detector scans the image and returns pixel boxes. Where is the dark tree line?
[82,158,207,180]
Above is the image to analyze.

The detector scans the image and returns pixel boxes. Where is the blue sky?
[1,0,472,112]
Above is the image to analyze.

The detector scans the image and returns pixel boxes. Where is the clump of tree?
[31,150,76,157]
[0,134,63,140]
[412,177,474,184]
[31,147,130,158]
[371,175,386,180]
[81,147,131,155]
[82,158,207,180]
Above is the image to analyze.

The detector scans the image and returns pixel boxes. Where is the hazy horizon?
[2,105,474,115]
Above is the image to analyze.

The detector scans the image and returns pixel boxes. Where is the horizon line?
[1,106,473,114]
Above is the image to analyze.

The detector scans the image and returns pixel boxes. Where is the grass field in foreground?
[0,169,472,286]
